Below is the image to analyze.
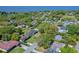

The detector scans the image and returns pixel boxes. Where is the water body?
[0,6,79,12]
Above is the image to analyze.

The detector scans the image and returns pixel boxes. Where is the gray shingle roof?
[55,35,62,40]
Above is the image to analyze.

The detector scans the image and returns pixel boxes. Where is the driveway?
[21,43,39,53]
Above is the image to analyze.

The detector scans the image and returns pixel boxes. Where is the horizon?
[0,6,79,12]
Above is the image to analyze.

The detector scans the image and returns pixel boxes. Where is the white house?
[58,26,68,33]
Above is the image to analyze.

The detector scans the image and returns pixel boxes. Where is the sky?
[0,6,79,12]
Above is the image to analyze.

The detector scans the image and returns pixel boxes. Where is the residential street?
[21,43,41,53]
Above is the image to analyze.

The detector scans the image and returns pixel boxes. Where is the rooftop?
[55,35,62,40]
[51,42,65,49]
[0,40,20,52]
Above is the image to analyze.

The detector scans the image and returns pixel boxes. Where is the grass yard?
[36,47,45,52]
[26,32,41,43]
[60,46,77,53]
[22,27,30,34]
[10,46,25,53]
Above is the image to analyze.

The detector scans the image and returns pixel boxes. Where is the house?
[63,21,70,27]
[69,20,78,24]
[16,25,25,28]
[16,23,26,28]
[0,40,20,52]
[63,20,78,27]
[68,12,75,16]
[31,20,37,26]
[48,42,65,53]
[27,29,38,37]
[47,47,59,53]
[20,29,38,42]
[31,16,35,20]
[58,26,68,33]
[20,35,29,42]
[55,35,62,40]
[9,19,16,24]
[51,42,65,49]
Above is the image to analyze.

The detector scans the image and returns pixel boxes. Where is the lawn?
[22,27,30,34]
[10,46,25,53]
[26,32,41,43]
[60,46,77,53]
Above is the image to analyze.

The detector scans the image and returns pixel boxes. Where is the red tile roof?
[0,40,20,52]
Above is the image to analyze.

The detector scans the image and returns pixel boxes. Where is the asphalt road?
[24,43,38,53]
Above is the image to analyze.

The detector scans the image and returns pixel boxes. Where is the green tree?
[38,23,58,34]
[62,34,76,46]
[2,34,11,41]
[60,46,77,53]
[61,15,76,21]
[37,23,57,49]
[38,33,52,49]
[67,24,79,35]
[11,33,20,41]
